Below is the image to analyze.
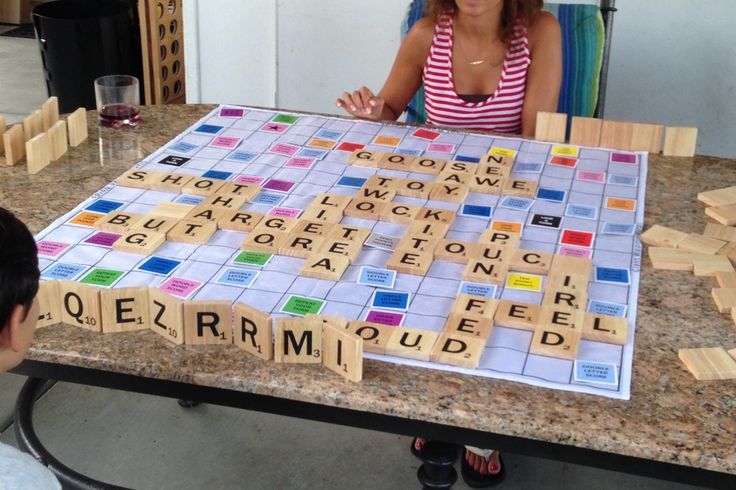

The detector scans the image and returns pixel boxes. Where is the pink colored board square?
[219,107,245,117]
[263,179,296,193]
[159,277,203,299]
[268,207,302,218]
[260,122,289,133]
[365,310,404,326]
[611,152,637,164]
[576,170,606,183]
[427,142,455,153]
[235,175,265,185]
[83,232,122,247]
[210,136,242,149]
[558,246,593,259]
[269,143,300,157]
[285,157,316,169]
[36,240,70,257]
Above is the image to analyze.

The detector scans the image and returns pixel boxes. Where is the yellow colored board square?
[505,272,543,292]
[551,145,580,157]
[489,147,517,158]
[605,197,637,212]
[68,211,105,227]
[307,138,337,149]
[373,135,401,147]
[491,221,523,233]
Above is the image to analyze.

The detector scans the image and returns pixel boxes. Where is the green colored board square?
[272,114,299,124]
[79,268,125,287]
[233,250,273,267]
[280,295,325,317]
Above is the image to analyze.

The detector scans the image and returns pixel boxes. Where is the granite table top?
[1,105,734,477]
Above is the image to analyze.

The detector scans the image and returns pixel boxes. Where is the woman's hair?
[426,0,544,44]
[0,207,39,327]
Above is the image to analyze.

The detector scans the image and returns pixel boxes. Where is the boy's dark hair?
[0,207,40,330]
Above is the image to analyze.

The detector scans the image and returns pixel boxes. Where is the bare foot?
[465,449,501,475]
[414,437,426,453]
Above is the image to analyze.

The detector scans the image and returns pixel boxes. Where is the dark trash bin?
[32,0,143,114]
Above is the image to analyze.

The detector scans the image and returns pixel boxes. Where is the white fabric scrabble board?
[34,106,646,399]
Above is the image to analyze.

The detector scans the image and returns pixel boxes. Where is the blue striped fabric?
[402,1,605,125]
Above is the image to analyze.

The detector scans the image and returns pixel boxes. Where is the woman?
[337,0,562,485]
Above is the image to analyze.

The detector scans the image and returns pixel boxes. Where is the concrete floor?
[0,35,709,489]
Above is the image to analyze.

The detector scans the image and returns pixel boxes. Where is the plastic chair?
[402,0,617,124]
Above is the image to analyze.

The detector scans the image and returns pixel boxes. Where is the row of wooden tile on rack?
[534,111,698,157]
[0,97,89,173]
[640,185,736,380]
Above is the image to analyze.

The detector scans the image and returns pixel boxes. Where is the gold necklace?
[455,32,504,67]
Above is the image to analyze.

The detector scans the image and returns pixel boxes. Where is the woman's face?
[454,0,503,17]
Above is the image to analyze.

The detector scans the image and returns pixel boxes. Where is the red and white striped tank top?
[423,14,531,134]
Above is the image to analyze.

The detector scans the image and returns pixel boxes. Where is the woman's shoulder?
[526,11,561,47]
[404,16,436,55]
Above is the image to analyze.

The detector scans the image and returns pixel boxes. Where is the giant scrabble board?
[34,106,646,399]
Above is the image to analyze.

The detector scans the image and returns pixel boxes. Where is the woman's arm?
[336,17,434,121]
[520,11,563,137]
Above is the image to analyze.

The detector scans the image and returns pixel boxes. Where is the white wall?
[184,0,736,158]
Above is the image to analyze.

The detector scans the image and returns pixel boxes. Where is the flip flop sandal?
[461,451,506,488]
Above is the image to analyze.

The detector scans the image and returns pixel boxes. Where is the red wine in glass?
[98,104,141,128]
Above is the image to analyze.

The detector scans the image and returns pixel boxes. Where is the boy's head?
[0,207,40,372]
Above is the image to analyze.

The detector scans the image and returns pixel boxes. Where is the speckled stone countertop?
[1,105,734,477]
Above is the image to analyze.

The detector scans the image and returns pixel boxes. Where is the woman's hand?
[336,87,387,120]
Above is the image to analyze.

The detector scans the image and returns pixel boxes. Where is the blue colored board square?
[396,147,422,156]
[500,196,533,211]
[608,174,638,186]
[459,282,497,298]
[595,267,630,285]
[602,222,635,235]
[215,268,259,287]
[587,300,627,317]
[336,176,367,188]
[298,148,328,159]
[314,129,343,140]
[565,204,598,220]
[574,361,618,385]
[372,291,410,311]
[194,124,224,134]
[226,151,258,163]
[201,170,233,180]
[454,155,480,163]
[252,191,286,206]
[137,256,182,276]
[175,195,205,205]
[514,162,543,173]
[41,263,88,280]
[169,141,199,153]
[357,267,396,288]
[536,188,566,202]
[85,199,124,214]
[460,204,492,218]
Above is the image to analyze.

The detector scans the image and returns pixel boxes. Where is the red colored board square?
[336,141,366,152]
[412,128,441,141]
[560,229,595,248]
[550,155,578,168]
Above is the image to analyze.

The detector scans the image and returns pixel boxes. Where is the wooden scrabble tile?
[691,253,735,276]
[300,204,344,223]
[292,219,329,236]
[381,202,421,224]
[705,204,736,226]
[582,313,628,345]
[410,156,446,175]
[36,281,61,328]
[429,182,469,202]
[535,111,567,143]
[502,179,537,199]
[116,168,164,189]
[549,254,593,279]
[343,198,386,220]
[731,348,736,362]
[481,152,514,167]
[711,288,736,314]
[639,224,688,248]
[569,116,602,147]
[23,109,43,140]
[41,96,59,131]
[183,300,233,345]
[599,120,633,151]
[274,317,322,363]
[677,234,726,255]
[113,230,166,254]
[201,193,247,210]
[463,259,508,285]
[312,192,353,209]
[478,160,512,176]
[0,115,4,155]
[648,247,693,271]
[233,303,273,360]
[417,207,455,224]
[510,249,553,274]
[253,216,299,233]
[129,215,177,234]
[494,300,540,331]
[59,281,102,332]
[240,229,287,252]
[25,132,52,175]
[697,186,736,207]
[67,107,88,147]
[152,202,196,219]
[703,223,736,242]
[327,224,371,244]
[430,332,486,369]
[715,271,736,289]
[185,205,228,223]
[385,327,439,362]
[2,125,25,165]
[306,314,350,330]
[346,321,392,354]
[475,243,514,264]
[538,306,585,332]
[630,122,663,153]
[218,181,261,201]
[478,229,521,248]
[437,170,471,187]
[358,186,396,202]
[541,290,587,312]
[394,178,433,199]
[545,272,589,292]
[716,242,736,265]
[167,220,217,244]
[444,161,476,173]
[663,126,698,157]
[678,347,736,380]
[396,235,438,253]
[386,249,434,276]
[378,152,416,171]
[322,322,363,382]
[148,287,185,345]
[278,233,324,258]
[529,326,581,361]
[364,174,397,189]
[443,313,493,340]
[300,252,351,280]
[182,177,226,196]
[348,149,381,167]
[451,294,499,319]
[96,211,144,233]
[407,220,450,239]
[100,287,149,333]
[434,239,477,263]
[48,120,67,161]
[317,238,362,263]
[469,174,504,194]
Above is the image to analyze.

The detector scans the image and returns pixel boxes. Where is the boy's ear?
[0,305,25,351]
